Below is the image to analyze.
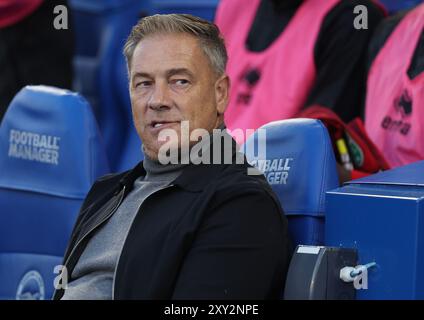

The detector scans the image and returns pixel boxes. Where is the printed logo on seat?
[16,270,45,300]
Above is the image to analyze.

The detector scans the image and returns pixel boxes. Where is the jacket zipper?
[55,186,126,298]
[112,184,174,300]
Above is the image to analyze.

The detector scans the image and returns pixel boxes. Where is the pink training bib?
[215,0,340,143]
[0,0,43,28]
[365,3,424,168]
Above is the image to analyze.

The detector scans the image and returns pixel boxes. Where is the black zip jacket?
[53,143,291,300]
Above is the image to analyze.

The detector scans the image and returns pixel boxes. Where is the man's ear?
[215,74,230,115]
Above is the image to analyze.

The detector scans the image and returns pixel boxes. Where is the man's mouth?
[149,121,181,131]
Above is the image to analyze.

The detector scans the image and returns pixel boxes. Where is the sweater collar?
[119,129,245,193]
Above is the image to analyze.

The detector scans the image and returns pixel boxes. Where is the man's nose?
[148,83,171,111]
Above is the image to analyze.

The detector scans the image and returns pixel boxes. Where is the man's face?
[129,33,229,160]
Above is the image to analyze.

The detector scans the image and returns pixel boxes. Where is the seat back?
[149,0,219,21]
[0,86,109,299]
[243,119,339,246]
[380,0,422,13]
[69,0,143,171]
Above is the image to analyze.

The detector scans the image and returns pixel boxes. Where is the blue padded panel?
[0,192,81,255]
[70,0,143,171]
[0,254,62,300]
[0,86,109,197]
[0,85,110,299]
[243,119,339,246]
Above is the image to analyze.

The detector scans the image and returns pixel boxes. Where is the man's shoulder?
[201,161,286,230]
[211,160,279,205]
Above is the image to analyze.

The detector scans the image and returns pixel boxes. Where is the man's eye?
[174,79,189,86]
[136,81,151,88]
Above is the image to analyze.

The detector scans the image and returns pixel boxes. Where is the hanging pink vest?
[215,0,340,143]
[0,0,43,28]
[365,3,424,168]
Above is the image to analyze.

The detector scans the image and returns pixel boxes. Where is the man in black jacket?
[53,14,291,300]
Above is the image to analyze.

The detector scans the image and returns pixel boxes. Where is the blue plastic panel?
[326,161,424,299]
[349,160,424,187]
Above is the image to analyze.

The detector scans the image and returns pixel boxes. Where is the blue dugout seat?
[380,0,422,13]
[0,86,109,300]
[147,0,219,21]
[243,119,339,246]
[69,0,143,172]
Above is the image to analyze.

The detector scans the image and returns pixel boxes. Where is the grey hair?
[123,13,228,76]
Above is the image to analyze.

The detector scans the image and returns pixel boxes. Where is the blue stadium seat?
[242,119,339,246]
[380,0,422,13]
[0,86,110,300]
[149,0,219,21]
[69,0,143,172]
